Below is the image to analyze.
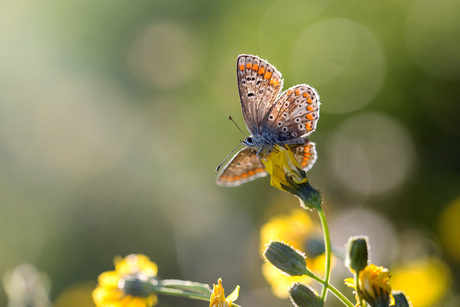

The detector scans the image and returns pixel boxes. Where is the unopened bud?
[289,283,320,307]
[393,291,412,307]
[346,236,369,272]
[264,241,308,276]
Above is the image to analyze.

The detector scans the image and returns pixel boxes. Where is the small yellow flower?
[260,209,328,298]
[93,254,159,307]
[261,145,307,192]
[209,278,239,307]
[345,264,393,307]
[261,145,321,209]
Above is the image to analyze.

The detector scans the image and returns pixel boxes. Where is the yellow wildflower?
[345,264,393,307]
[261,145,307,192]
[261,145,321,209]
[209,278,239,307]
[92,254,158,307]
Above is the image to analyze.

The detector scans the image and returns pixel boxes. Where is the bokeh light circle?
[291,20,386,113]
[128,21,203,89]
[405,0,460,80]
[328,113,415,196]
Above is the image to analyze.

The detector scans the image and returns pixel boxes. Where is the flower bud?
[346,236,369,272]
[264,241,308,276]
[119,273,154,297]
[289,283,321,307]
[393,291,412,307]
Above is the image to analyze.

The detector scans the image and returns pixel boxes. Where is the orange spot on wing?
[246,62,252,69]
[303,92,310,98]
[307,105,315,112]
[270,78,279,86]
[287,90,292,95]
[248,170,255,176]
[241,173,248,178]
[306,122,313,131]
[239,64,245,71]
[253,64,259,71]
[295,89,300,96]
[258,67,266,75]
[264,71,272,79]
[306,113,315,120]
[307,97,313,104]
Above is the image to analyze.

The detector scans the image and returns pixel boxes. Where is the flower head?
[261,145,321,209]
[209,278,239,307]
[93,254,159,307]
[345,264,393,307]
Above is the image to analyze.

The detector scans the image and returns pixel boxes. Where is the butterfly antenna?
[216,143,243,172]
[228,116,247,138]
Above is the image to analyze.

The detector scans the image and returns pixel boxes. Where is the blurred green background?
[1,0,459,306]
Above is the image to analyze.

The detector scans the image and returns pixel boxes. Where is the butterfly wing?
[237,54,283,134]
[288,142,317,172]
[216,147,267,187]
[261,84,320,144]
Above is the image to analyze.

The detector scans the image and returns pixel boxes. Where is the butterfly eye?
[246,136,254,144]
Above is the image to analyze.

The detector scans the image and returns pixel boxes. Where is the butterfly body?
[216,55,320,187]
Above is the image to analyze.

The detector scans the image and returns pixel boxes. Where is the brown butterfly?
[216,54,320,187]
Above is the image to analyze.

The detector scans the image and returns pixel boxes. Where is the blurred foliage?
[0,0,459,306]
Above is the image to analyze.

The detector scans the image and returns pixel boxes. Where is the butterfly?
[216,54,320,187]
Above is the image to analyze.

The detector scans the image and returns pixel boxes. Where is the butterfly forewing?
[216,148,267,187]
[237,55,283,134]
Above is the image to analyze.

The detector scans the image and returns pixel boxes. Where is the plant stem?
[317,207,332,305]
[307,271,355,307]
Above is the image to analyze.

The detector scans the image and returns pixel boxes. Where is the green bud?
[289,283,321,307]
[392,291,412,307]
[264,241,308,276]
[119,273,154,297]
[346,236,369,272]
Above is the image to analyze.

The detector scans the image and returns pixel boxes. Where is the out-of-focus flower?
[209,278,239,307]
[261,145,321,209]
[260,209,327,298]
[92,254,159,307]
[345,264,393,307]
[391,257,451,307]
[438,196,460,262]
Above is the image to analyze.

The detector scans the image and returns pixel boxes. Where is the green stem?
[317,207,332,305]
[355,273,365,307]
[306,271,355,307]
[154,279,242,307]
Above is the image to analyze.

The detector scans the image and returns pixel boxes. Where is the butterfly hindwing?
[237,55,283,134]
[216,147,267,187]
[289,142,317,172]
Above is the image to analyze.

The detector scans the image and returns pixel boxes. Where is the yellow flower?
[260,209,328,298]
[93,254,159,307]
[261,145,307,192]
[209,278,239,307]
[345,264,393,307]
[261,145,321,209]
[391,257,451,307]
